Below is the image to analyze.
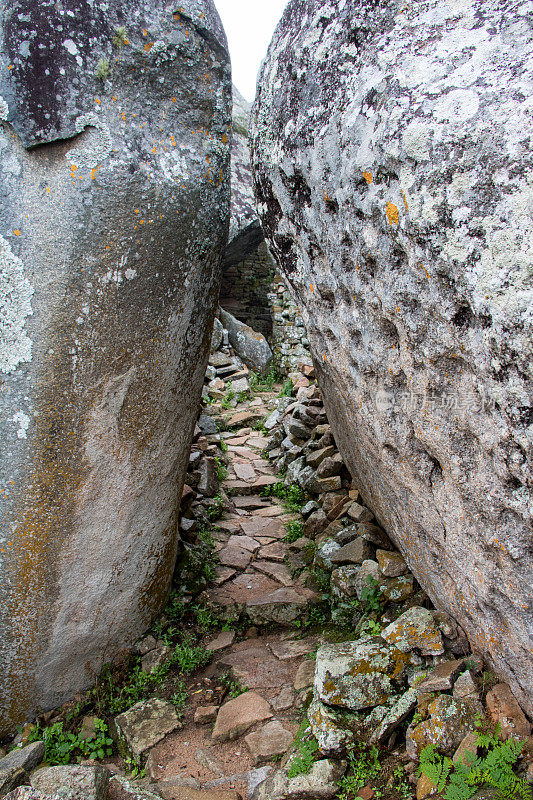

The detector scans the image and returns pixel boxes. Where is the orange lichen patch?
[385,202,399,226]
[363,170,373,184]
[144,42,154,52]
[90,168,98,181]
[221,133,228,144]
[70,164,78,180]
[94,97,101,105]
[46,187,51,194]
[142,28,148,36]
[310,283,315,293]
[13,229,21,236]
[401,190,409,211]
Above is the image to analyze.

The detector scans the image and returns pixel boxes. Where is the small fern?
[419,745,453,792]
[419,732,531,800]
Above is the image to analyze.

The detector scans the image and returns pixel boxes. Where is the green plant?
[279,378,294,397]
[33,718,114,766]
[392,766,414,799]
[252,419,268,434]
[287,720,319,779]
[337,742,381,800]
[359,576,384,613]
[221,383,235,409]
[207,494,225,520]
[261,482,307,512]
[284,520,303,543]
[250,365,283,392]
[112,26,128,47]
[220,671,247,699]
[236,390,249,404]
[220,439,228,453]
[95,58,110,81]
[214,457,227,482]
[170,641,211,675]
[124,755,146,778]
[419,731,531,800]
[359,618,382,637]
[170,679,188,719]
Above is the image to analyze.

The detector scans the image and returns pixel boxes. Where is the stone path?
[145,391,322,800]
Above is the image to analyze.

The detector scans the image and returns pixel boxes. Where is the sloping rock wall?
[0,0,231,733]
[251,0,532,714]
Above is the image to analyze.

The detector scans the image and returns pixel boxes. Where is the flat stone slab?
[232,497,269,510]
[226,535,260,552]
[158,790,242,800]
[217,644,294,690]
[114,699,181,760]
[206,630,236,652]
[253,560,294,587]
[208,572,281,609]
[218,545,253,570]
[251,506,285,517]
[294,660,316,691]
[269,638,318,661]
[240,519,286,540]
[212,692,273,743]
[246,587,316,626]
[257,542,286,562]
[213,567,237,586]
[245,721,294,764]
[234,463,257,482]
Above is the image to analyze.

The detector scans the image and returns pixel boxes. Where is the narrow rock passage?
[148,393,321,800]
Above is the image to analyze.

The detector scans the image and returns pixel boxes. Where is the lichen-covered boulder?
[314,638,409,711]
[405,694,483,759]
[0,0,231,734]
[307,697,357,756]
[251,0,533,714]
[381,607,444,656]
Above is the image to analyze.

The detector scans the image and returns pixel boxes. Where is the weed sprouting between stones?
[287,718,319,779]
[261,481,308,512]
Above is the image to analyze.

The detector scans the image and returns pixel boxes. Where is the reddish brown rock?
[211,691,272,742]
[485,684,531,740]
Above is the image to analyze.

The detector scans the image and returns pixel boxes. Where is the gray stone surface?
[0,742,45,795]
[0,0,231,735]
[314,638,408,711]
[251,758,345,800]
[113,698,181,761]
[219,308,273,375]
[31,764,109,800]
[251,0,533,715]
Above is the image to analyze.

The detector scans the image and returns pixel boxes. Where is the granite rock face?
[251,0,532,714]
[0,0,231,733]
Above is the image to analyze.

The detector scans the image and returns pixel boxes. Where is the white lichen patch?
[12,410,30,439]
[0,234,34,374]
[66,112,112,170]
[0,96,8,121]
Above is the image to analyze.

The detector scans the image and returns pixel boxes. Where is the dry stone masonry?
[251,0,533,714]
[0,353,531,798]
[0,0,231,734]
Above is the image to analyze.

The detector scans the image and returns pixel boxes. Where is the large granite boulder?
[225,86,263,266]
[0,0,231,734]
[251,0,532,714]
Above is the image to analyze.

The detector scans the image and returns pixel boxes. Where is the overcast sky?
[215,0,290,102]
